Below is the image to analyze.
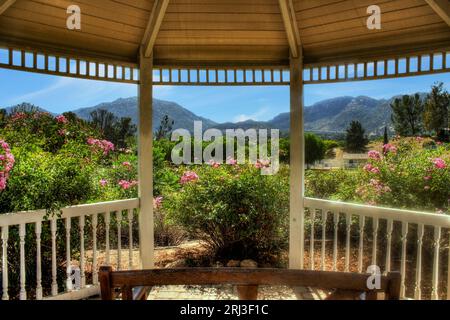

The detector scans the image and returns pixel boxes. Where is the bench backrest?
[99,266,401,300]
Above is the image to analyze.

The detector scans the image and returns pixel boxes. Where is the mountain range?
[71,94,416,137]
[3,93,427,137]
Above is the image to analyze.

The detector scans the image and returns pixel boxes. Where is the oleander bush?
[305,138,450,213]
[354,138,450,212]
[164,163,289,263]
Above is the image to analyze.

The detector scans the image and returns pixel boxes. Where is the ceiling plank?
[425,0,450,26]
[0,0,16,15]
[141,0,169,58]
[278,0,301,58]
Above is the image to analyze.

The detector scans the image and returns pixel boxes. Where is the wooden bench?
[99,266,401,300]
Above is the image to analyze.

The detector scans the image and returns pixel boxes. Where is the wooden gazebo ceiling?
[0,0,449,67]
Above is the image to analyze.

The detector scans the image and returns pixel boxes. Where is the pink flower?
[180,171,199,185]
[226,157,237,166]
[424,186,431,191]
[58,129,67,136]
[383,144,397,155]
[255,159,270,169]
[122,161,132,168]
[11,112,27,122]
[0,177,6,190]
[0,140,14,191]
[364,163,380,174]
[87,138,115,155]
[55,115,68,124]
[99,179,108,187]
[424,176,432,181]
[118,180,138,190]
[208,160,220,168]
[368,150,381,160]
[153,196,163,209]
[370,167,380,174]
[433,158,446,169]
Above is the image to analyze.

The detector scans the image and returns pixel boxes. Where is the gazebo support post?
[138,47,155,269]
[289,47,305,269]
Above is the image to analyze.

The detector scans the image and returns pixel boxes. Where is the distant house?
[342,153,369,168]
[312,151,368,169]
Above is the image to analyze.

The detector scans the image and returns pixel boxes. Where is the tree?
[423,82,449,136]
[114,117,137,149]
[155,115,174,140]
[89,109,136,148]
[0,109,7,127]
[383,126,389,145]
[89,109,117,140]
[390,94,424,136]
[10,102,41,114]
[305,133,326,165]
[345,121,369,153]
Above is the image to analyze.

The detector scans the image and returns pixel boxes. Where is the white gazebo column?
[289,47,305,269]
[138,47,154,269]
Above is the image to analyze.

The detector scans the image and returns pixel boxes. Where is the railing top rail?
[0,198,139,227]
[304,197,450,228]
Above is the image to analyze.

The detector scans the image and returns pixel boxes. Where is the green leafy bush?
[305,169,359,201]
[355,138,450,212]
[164,163,289,263]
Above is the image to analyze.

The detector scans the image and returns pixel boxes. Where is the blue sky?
[0,68,449,123]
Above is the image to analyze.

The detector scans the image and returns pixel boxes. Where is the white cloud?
[9,77,78,103]
[233,107,269,122]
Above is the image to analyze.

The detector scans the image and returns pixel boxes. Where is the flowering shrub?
[0,140,14,190]
[118,179,138,190]
[306,138,450,213]
[305,168,365,206]
[355,139,450,212]
[55,115,68,124]
[164,163,289,263]
[180,171,199,184]
[87,138,115,156]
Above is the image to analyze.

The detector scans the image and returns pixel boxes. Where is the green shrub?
[164,164,289,263]
[355,139,450,212]
[305,133,326,165]
[0,146,95,213]
[305,169,359,201]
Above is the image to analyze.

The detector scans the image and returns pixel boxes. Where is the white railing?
[1,196,448,300]
[0,199,139,300]
[304,198,450,300]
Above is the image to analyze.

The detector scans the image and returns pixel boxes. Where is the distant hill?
[72,97,217,133]
[72,95,399,136]
[212,120,277,132]
[4,93,428,137]
[267,94,425,136]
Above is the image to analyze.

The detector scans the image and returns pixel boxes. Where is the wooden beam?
[0,0,15,15]
[141,0,169,58]
[425,0,450,27]
[138,47,154,269]
[289,46,305,269]
[278,0,301,58]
